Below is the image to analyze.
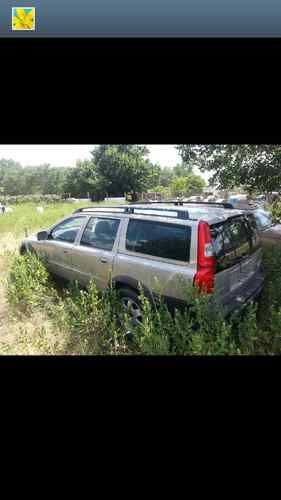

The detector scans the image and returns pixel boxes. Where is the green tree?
[0,159,72,197]
[177,145,281,194]
[64,160,103,198]
[171,177,187,197]
[91,145,155,197]
[158,166,174,187]
[173,162,193,177]
[171,174,205,197]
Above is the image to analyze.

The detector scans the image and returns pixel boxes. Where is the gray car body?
[20,203,264,316]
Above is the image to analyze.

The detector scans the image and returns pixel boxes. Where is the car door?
[38,215,87,280]
[70,216,121,289]
[113,217,195,301]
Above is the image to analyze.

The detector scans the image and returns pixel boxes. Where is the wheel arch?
[112,275,155,303]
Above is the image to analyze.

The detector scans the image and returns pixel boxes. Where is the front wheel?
[19,244,27,255]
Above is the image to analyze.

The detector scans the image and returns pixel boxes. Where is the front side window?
[80,217,120,251]
[126,219,191,262]
[50,217,86,243]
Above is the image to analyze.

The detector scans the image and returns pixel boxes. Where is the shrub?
[0,194,63,204]
[55,280,130,354]
[269,201,281,223]
[5,244,281,355]
[130,285,237,355]
[7,253,57,315]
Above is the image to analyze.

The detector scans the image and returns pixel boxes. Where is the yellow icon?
[12,7,35,31]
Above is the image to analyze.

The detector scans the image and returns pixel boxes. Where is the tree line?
[2,145,280,202]
[0,145,206,200]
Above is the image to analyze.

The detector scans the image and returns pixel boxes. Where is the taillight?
[194,221,216,293]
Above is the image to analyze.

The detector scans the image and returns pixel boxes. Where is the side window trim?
[73,216,91,245]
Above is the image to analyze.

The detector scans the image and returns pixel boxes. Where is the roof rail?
[73,206,125,214]
[126,199,235,209]
[73,205,190,220]
[128,199,178,204]
[175,201,234,209]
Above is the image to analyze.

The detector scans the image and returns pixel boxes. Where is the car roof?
[129,203,244,224]
[74,203,245,225]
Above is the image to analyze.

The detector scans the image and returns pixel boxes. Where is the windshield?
[254,210,272,229]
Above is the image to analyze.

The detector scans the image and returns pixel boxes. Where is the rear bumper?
[158,272,265,318]
[217,272,265,317]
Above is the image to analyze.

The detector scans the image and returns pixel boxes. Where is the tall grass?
[4,246,281,355]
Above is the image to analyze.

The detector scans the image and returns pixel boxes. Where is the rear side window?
[211,216,259,273]
[126,219,191,262]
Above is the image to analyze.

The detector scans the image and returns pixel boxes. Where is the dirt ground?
[0,234,29,348]
[0,233,71,354]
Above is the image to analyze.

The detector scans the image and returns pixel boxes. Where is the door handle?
[100,257,108,263]
[63,250,69,254]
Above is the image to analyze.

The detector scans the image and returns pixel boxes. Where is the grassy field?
[0,200,120,237]
[1,201,281,355]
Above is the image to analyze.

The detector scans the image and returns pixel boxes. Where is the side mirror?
[37,230,49,241]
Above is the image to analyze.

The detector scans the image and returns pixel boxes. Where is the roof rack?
[73,205,190,220]
[127,199,234,209]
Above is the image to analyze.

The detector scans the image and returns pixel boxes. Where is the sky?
[0,144,211,180]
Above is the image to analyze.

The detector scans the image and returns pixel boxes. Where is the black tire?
[19,244,27,255]
[118,287,144,327]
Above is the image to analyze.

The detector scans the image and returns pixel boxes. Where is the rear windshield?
[211,215,260,273]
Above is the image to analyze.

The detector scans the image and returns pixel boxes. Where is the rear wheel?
[118,288,143,327]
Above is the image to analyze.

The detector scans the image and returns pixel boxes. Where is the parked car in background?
[227,194,252,209]
[249,208,281,247]
[19,201,264,322]
[254,194,266,206]
[225,202,281,248]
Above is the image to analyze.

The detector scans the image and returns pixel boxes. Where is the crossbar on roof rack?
[121,206,190,219]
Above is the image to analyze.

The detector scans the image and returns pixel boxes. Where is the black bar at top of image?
[2,0,281,37]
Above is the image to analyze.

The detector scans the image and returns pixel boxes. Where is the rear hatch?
[210,214,263,314]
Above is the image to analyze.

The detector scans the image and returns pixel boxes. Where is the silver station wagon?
[20,202,265,323]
